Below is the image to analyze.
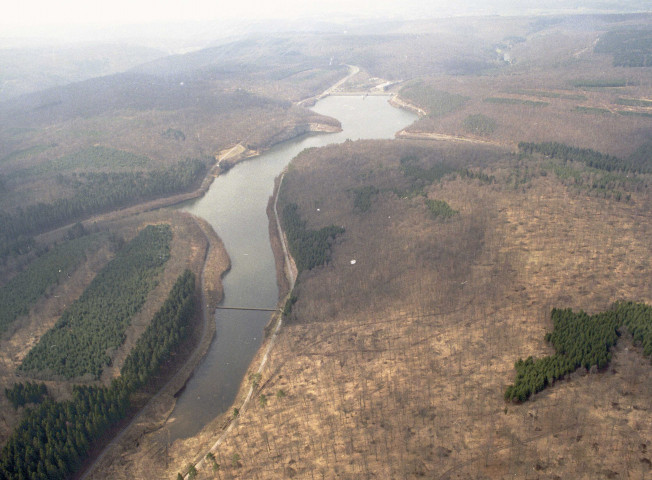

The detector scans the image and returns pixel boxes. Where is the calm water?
[168,95,417,440]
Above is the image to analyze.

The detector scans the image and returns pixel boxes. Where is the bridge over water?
[214,306,279,312]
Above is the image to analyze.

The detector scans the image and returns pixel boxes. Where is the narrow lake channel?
[168,95,417,440]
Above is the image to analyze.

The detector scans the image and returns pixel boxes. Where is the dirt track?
[396,129,515,149]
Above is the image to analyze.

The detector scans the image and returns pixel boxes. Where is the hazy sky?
[2,1,648,41]
[5,0,647,27]
[7,0,416,28]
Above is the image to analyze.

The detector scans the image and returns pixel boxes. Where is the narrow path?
[274,171,296,290]
[215,306,278,312]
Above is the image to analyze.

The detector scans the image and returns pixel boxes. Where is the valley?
[0,9,651,480]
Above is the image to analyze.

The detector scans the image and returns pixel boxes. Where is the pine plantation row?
[0,269,197,480]
[19,224,171,379]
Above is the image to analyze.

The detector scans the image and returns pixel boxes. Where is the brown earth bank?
[154,138,651,479]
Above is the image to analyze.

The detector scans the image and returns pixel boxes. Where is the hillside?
[158,137,651,478]
[0,43,167,101]
[147,14,652,479]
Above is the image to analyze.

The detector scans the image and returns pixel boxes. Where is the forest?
[281,203,344,273]
[484,97,548,107]
[0,234,98,333]
[505,302,652,403]
[462,114,497,136]
[425,198,457,219]
[12,146,151,177]
[398,154,457,196]
[19,224,171,379]
[352,186,379,213]
[119,269,197,391]
[4,382,48,409]
[0,158,205,263]
[0,270,196,480]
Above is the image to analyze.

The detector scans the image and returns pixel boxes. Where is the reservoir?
[169,95,417,440]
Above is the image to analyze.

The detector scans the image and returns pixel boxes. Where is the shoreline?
[78,120,313,480]
[31,120,343,242]
[80,69,374,479]
[167,158,298,480]
[80,215,231,480]
[388,94,428,116]
[158,121,341,210]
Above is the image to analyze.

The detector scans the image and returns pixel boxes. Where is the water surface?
[169,95,417,440]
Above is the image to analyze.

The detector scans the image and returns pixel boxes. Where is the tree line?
[518,141,651,174]
[119,269,197,391]
[0,270,197,480]
[19,224,171,379]
[0,158,205,263]
[505,302,652,403]
[595,28,652,67]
